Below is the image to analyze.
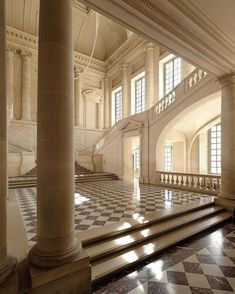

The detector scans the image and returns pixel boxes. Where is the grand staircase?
[78,199,232,284]
[8,163,118,189]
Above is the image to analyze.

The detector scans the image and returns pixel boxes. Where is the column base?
[0,256,17,284]
[28,240,81,268]
[28,249,91,294]
[215,196,235,212]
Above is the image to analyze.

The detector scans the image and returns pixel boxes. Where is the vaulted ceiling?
[6,0,129,61]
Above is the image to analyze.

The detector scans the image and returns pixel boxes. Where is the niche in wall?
[83,89,103,129]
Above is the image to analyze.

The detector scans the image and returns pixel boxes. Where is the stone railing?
[95,122,120,151]
[156,171,220,195]
[150,68,208,118]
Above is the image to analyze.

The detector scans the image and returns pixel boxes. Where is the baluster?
[180,175,184,186]
[197,176,201,189]
[191,176,195,188]
[175,175,179,185]
[201,177,206,191]
[166,173,170,184]
[185,175,189,187]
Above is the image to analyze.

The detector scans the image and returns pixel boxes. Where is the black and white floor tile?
[16,180,212,246]
[94,224,235,293]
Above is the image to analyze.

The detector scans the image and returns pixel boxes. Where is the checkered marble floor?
[94,225,235,294]
[15,180,212,246]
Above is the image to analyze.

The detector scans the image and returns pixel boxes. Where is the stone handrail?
[95,68,208,152]
[95,121,121,151]
[156,171,220,195]
[150,68,207,119]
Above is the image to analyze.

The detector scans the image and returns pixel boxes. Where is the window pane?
[135,76,145,114]
[164,57,181,95]
[210,124,221,174]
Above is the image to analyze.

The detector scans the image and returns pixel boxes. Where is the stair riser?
[88,208,224,262]
[92,214,232,284]
[82,202,214,246]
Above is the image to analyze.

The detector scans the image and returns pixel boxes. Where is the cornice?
[6,25,105,73]
[81,0,235,76]
[104,34,145,71]
[6,26,38,50]
[74,51,105,73]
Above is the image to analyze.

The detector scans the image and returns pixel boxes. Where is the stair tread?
[91,211,232,282]
[85,206,224,260]
[79,199,214,245]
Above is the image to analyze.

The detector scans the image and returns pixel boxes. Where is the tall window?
[164,57,181,95]
[165,146,173,171]
[135,76,145,113]
[114,89,122,123]
[210,124,221,174]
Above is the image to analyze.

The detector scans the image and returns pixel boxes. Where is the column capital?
[6,47,16,55]
[74,65,83,78]
[218,74,235,88]
[145,42,155,52]
[19,49,32,59]
[121,63,129,72]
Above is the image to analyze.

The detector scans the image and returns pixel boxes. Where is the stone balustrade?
[149,68,208,120]
[156,171,221,195]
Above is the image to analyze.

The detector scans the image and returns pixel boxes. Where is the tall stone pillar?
[145,42,159,109]
[0,0,16,284]
[29,0,81,268]
[218,75,235,207]
[104,78,111,129]
[121,63,130,118]
[74,66,83,127]
[6,48,15,120]
[21,50,32,121]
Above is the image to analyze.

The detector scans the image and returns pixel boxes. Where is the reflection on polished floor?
[94,223,235,293]
[15,180,212,246]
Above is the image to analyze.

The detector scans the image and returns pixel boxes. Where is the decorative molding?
[105,34,145,71]
[83,89,103,104]
[74,65,84,77]
[19,49,33,58]
[74,52,105,73]
[6,26,38,49]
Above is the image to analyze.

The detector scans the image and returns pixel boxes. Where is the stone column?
[121,63,130,118]
[145,42,159,109]
[29,0,81,267]
[74,66,83,127]
[0,0,16,284]
[104,78,111,129]
[6,48,15,120]
[218,75,235,206]
[21,50,32,121]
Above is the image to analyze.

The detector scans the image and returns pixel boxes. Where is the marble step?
[91,210,232,283]
[85,205,224,262]
[9,174,118,189]
[79,199,214,246]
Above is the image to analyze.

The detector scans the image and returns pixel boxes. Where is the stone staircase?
[8,163,118,189]
[78,199,232,284]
